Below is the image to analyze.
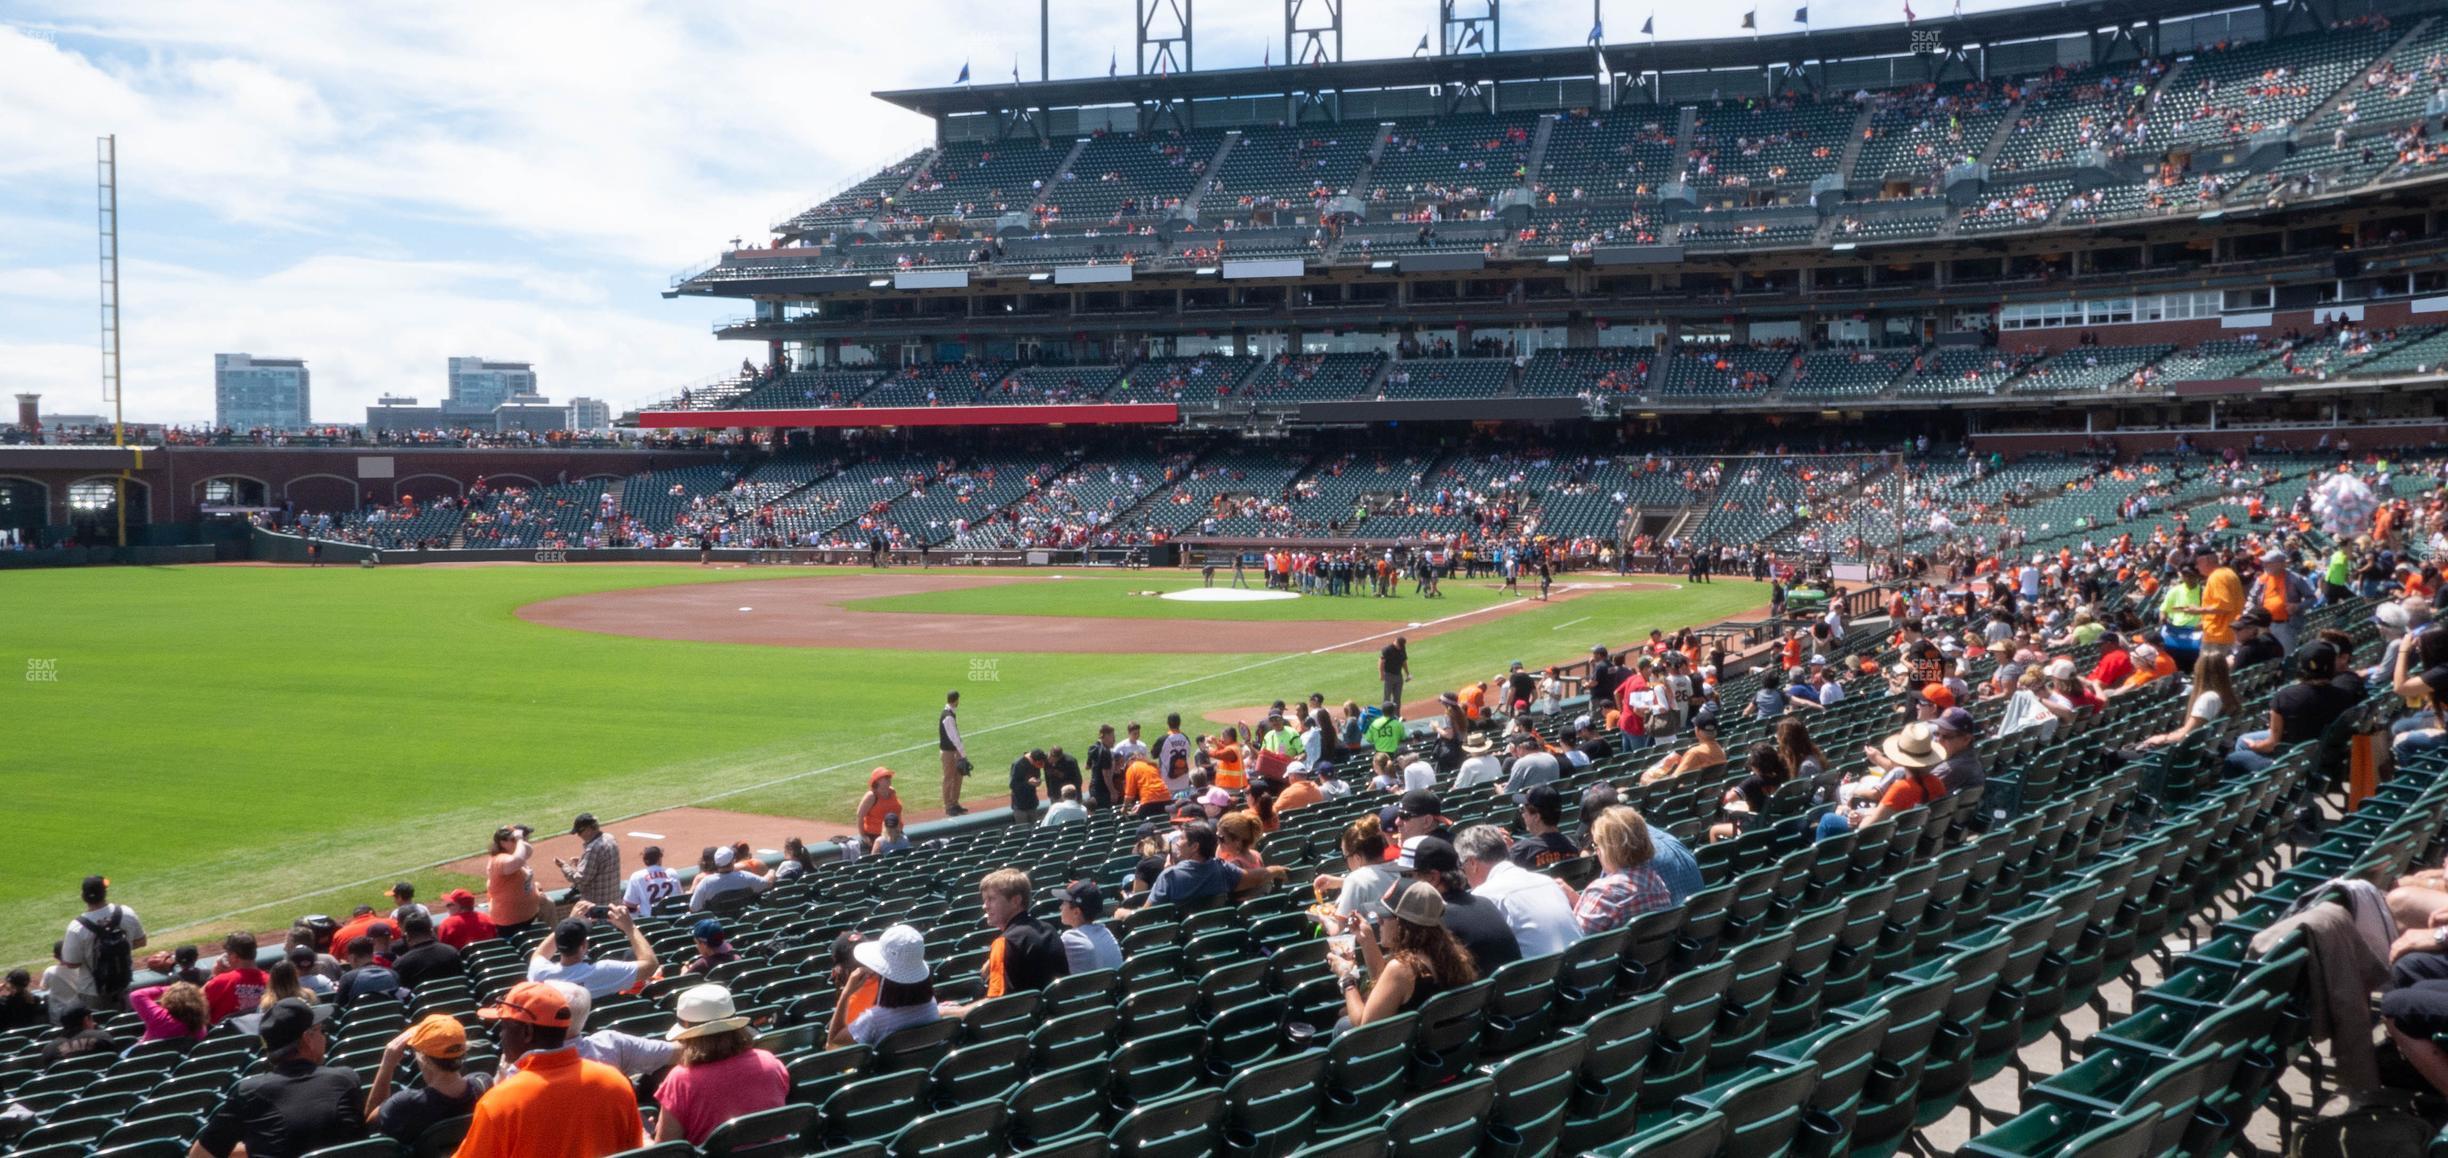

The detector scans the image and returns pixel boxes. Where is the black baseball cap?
[256,997,334,1051]
[1522,784,1564,825]
[1063,879,1104,919]
[1401,836,1462,875]
[1397,789,1443,820]
[553,918,589,953]
[570,813,599,833]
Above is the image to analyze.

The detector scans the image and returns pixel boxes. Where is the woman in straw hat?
[652,983,788,1145]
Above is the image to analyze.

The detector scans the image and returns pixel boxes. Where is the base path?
[518,573,1682,655]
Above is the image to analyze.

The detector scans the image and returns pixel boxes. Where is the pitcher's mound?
[1160,587,1300,603]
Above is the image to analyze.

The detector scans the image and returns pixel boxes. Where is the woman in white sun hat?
[651,983,788,1145]
[828,924,939,1048]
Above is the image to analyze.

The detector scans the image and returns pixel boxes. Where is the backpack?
[78,907,134,1000]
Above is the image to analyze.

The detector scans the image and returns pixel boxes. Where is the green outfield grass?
[0,563,1762,967]
[842,571,1624,621]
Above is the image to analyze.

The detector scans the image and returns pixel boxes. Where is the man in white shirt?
[525,902,660,999]
[688,847,769,912]
[1039,785,1090,828]
[620,845,680,918]
[1456,826,1582,958]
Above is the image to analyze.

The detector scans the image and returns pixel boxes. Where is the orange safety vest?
[1210,740,1247,790]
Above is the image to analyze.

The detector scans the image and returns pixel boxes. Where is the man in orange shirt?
[1122,756,1171,818]
[1276,763,1325,812]
[456,982,642,1158]
[2188,546,2245,662]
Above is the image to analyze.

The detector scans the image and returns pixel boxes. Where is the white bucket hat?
[853,923,931,985]
[664,983,753,1040]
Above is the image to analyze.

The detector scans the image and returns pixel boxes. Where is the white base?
[1159,587,1301,603]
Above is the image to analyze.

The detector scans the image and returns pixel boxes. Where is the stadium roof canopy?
[874,0,2280,119]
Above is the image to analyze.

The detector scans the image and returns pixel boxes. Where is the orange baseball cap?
[479,981,574,1028]
[401,1013,469,1058]
[869,767,895,786]
[1920,683,1957,708]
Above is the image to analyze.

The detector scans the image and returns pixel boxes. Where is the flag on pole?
[956,60,970,83]
[1264,42,1270,66]
[1012,57,1021,84]
[1641,14,1653,35]
[1795,5,1808,23]
[1902,1,1915,22]
[1741,9,1756,29]
[1414,32,1431,56]
[1463,25,1483,50]
[1953,0,1962,14]
[1588,19,1604,43]
[1108,51,1117,77]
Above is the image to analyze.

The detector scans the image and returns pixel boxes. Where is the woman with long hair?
[260,959,313,1009]
[2138,651,2239,750]
[1709,744,1792,841]
[654,984,791,1145]
[128,980,210,1044]
[1315,815,1402,931]
[1776,716,1828,784]
[1327,880,1479,1027]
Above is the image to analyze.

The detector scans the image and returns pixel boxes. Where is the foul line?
[1550,616,1592,631]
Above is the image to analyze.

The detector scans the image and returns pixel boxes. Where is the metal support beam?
[1287,0,1340,66]
[1138,0,1191,76]
[1440,0,1498,56]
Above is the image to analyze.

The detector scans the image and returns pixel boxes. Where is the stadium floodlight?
[1029,272,1052,281]
[868,278,892,288]
[1831,242,1857,252]
[1196,266,1219,275]
[1370,260,1396,270]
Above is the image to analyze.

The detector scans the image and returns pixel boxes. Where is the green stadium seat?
[701,1102,822,1158]
[1218,1049,1327,1157]
[1384,1076,1496,1156]
[1106,1088,1224,1158]
[1006,1060,1111,1151]
[890,1099,1008,1158]
[1481,1034,1587,1157]
[927,1038,1030,1109]
[1584,1110,1730,1158]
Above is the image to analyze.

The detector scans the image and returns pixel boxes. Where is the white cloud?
[0,1,2047,423]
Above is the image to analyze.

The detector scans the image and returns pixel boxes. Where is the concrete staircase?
[1182,132,1241,218]
[1024,138,1092,218]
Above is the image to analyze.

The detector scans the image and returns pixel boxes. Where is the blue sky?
[0,0,2028,425]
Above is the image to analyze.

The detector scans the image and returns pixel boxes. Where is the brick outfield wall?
[153,445,736,522]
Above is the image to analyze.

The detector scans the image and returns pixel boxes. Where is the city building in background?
[214,354,311,431]
[445,357,536,416]
[567,397,611,433]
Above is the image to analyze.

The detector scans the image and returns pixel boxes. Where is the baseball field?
[0,562,1766,966]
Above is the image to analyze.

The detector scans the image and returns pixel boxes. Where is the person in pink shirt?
[649,984,789,1146]
[127,980,209,1045]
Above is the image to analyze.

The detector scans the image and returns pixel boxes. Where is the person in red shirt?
[437,889,498,950]
[2086,633,2135,691]
[201,931,269,1024]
